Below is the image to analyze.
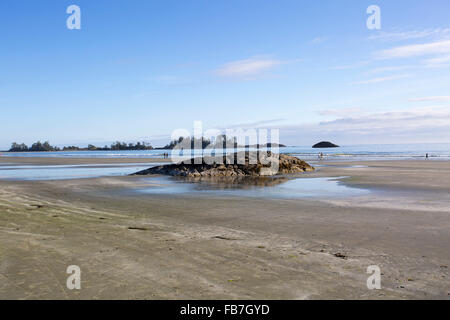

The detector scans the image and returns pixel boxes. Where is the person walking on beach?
[425,153,429,160]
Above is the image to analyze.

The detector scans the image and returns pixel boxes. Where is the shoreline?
[2,154,450,165]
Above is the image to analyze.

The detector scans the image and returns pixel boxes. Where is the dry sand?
[0,158,448,299]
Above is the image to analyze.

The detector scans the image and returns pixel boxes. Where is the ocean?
[1,143,449,161]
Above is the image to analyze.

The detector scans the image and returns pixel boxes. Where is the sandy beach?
[0,157,449,299]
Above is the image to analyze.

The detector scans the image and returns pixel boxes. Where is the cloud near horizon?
[274,106,450,145]
[409,96,450,102]
[318,107,365,117]
[149,107,450,146]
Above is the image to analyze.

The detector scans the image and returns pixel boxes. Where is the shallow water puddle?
[0,163,157,180]
[137,176,369,199]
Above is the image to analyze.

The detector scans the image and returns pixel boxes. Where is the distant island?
[158,135,286,150]
[312,141,339,148]
[7,141,153,152]
[6,137,286,152]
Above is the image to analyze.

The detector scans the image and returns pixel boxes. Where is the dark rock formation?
[312,141,339,148]
[133,152,314,177]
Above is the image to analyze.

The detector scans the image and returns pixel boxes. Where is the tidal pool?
[0,163,161,180]
[0,163,370,199]
[136,175,369,199]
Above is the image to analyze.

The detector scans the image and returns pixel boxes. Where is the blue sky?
[1,0,450,149]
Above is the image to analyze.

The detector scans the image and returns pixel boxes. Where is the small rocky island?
[312,141,339,148]
[133,152,314,177]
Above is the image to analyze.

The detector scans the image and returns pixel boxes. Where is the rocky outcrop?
[312,141,339,148]
[133,152,314,177]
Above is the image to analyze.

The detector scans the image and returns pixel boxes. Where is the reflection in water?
[173,175,290,190]
[0,163,370,199]
[0,164,155,180]
[138,175,369,199]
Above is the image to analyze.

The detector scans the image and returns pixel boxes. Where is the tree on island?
[109,141,153,150]
[29,141,60,152]
[161,135,285,150]
[162,135,238,150]
[9,141,59,152]
[9,142,29,152]
[8,141,154,152]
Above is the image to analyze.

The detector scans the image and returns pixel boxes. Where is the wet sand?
[0,156,169,166]
[0,158,449,299]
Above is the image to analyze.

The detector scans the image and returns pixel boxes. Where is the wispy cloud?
[368,28,450,41]
[409,96,450,102]
[367,65,415,74]
[311,37,327,44]
[318,107,364,117]
[214,57,284,79]
[350,74,411,85]
[224,118,286,129]
[423,54,450,65]
[148,75,192,85]
[330,61,369,70]
[376,40,450,59]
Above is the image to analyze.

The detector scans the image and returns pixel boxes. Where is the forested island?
[6,136,285,152]
[160,135,285,150]
[7,141,153,152]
